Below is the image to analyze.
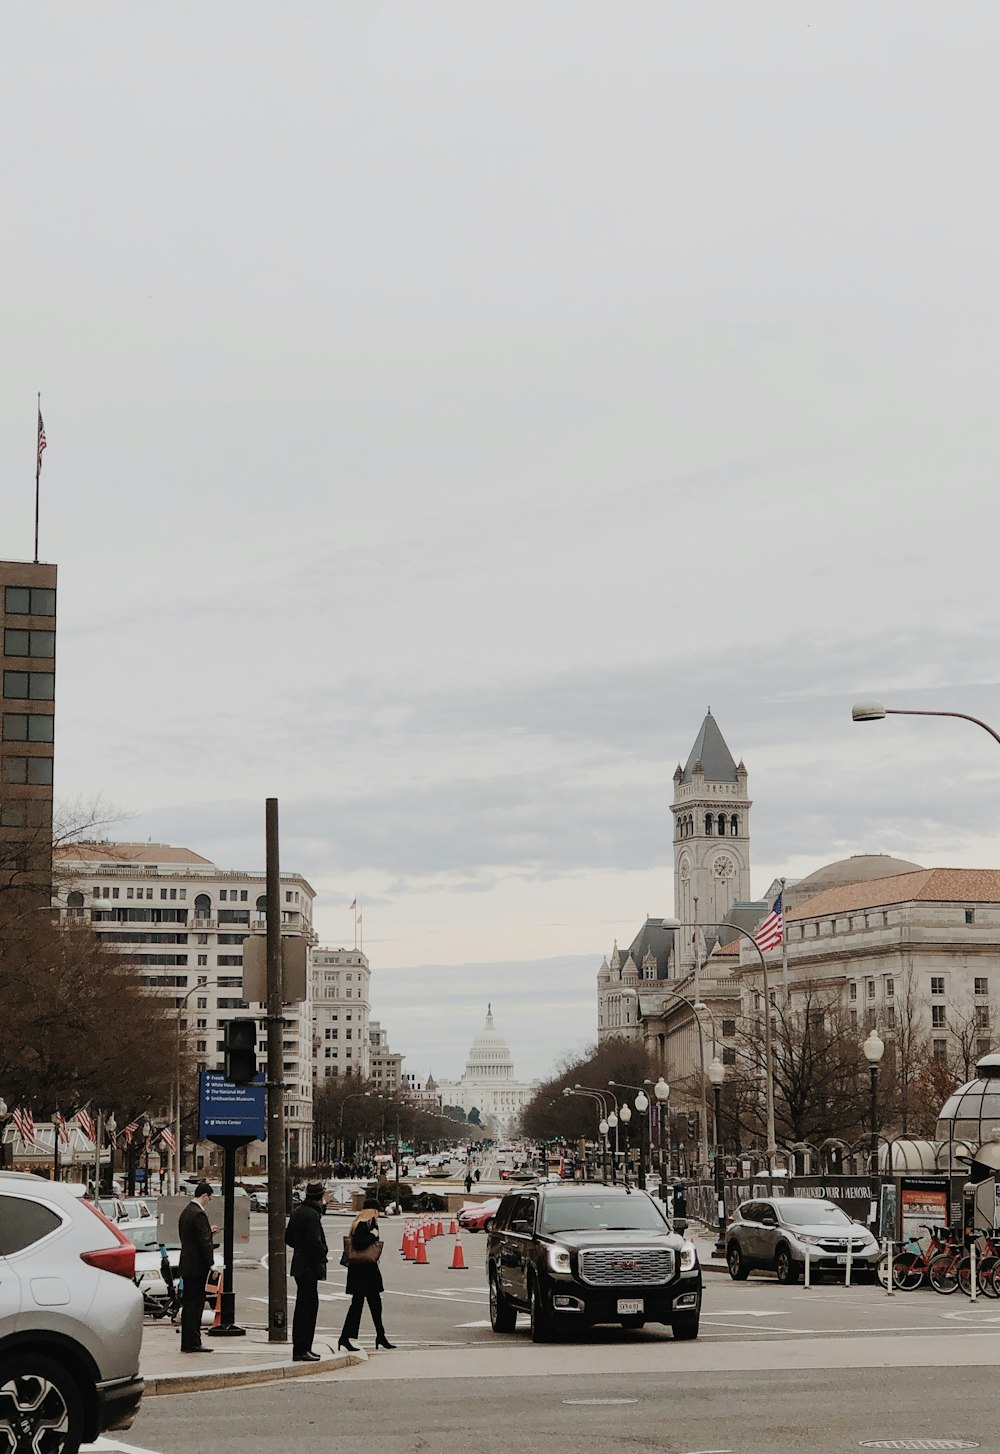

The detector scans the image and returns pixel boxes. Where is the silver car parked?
[725,1196,880,1283]
[0,1171,144,1454]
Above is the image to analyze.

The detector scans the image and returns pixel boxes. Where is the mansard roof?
[625,916,676,980]
[680,710,740,785]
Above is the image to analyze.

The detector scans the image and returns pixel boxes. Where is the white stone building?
[54,842,316,1167]
[312,946,371,1082]
[436,1006,536,1136]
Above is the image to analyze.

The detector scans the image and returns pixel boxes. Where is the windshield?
[123,1223,160,1249]
[779,1200,852,1227]
[538,1195,669,1234]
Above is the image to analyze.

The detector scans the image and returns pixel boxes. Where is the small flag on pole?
[348,898,357,911]
[37,409,47,476]
[73,1107,96,1143]
[159,1124,177,1153]
[753,893,784,953]
[123,1118,140,1145]
[12,1107,36,1147]
[53,1111,71,1146]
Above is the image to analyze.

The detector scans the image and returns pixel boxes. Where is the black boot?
[375,1334,395,1349]
[338,1336,361,1352]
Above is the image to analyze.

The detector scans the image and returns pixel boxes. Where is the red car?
[457,1197,502,1233]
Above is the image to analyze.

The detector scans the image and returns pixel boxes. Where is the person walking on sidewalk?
[285,1181,329,1361]
[338,1202,394,1352]
[178,1182,218,1354]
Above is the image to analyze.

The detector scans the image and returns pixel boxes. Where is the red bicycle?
[891,1224,962,1291]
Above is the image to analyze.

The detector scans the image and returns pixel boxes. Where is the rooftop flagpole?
[34,394,46,562]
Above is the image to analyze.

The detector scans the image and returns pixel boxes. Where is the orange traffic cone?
[449,1219,458,1235]
[448,1235,467,1271]
[415,1235,429,1264]
[401,1226,413,1258]
[437,1219,444,1237]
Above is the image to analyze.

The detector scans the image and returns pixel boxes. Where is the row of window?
[1,756,53,785]
[676,812,741,839]
[4,629,55,659]
[0,800,51,827]
[91,907,187,922]
[796,908,979,939]
[2,713,53,742]
[3,671,54,701]
[850,975,990,1001]
[4,586,55,617]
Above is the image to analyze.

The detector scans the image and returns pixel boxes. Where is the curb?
[141,1348,364,1396]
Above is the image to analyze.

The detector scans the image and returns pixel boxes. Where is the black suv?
[486,1184,701,1341]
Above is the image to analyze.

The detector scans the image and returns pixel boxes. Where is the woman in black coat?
[338,1203,394,1351]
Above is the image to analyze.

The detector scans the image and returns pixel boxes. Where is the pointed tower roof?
[681,709,740,784]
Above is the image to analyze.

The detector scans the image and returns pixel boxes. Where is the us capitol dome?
[435,1005,538,1135]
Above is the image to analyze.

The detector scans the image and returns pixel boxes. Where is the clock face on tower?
[713,855,734,880]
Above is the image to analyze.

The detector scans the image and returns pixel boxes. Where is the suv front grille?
[579,1247,674,1286]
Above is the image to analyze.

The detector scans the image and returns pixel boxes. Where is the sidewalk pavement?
[139,1324,364,1396]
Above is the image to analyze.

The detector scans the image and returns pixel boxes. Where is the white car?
[0,1172,144,1454]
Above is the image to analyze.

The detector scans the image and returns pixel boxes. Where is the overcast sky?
[4,4,999,1081]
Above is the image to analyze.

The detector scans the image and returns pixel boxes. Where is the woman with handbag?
[338,1201,395,1351]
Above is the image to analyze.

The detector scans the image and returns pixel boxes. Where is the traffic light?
[223,1019,257,1084]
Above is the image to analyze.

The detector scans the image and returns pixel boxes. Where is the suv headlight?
[680,1241,698,1271]
[797,1235,823,1245]
[547,1245,572,1274]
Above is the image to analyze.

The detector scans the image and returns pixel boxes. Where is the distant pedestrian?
[178,1182,218,1354]
[473,1167,480,1183]
[464,1170,473,1195]
[338,1201,394,1352]
[285,1181,328,1362]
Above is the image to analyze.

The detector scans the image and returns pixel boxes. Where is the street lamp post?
[698,919,777,1168]
[707,1055,726,1256]
[852,702,1000,748]
[106,1114,117,1194]
[175,979,217,1192]
[564,1087,610,1181]
[863,1029,885,1173]
[618,1102,632,1182]
[653,1077,670,1184]
[573,1085,616,1182]
[608,1080,650,1188]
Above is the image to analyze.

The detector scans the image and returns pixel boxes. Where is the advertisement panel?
[897,1176,950,1244]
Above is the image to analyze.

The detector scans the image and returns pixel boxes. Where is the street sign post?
[198,1071,265,1337]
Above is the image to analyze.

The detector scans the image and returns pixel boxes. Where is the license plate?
[617,1298,643,1315]
[836,1254,851,1264]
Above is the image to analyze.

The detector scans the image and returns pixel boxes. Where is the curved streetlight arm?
[853,704,1000,748]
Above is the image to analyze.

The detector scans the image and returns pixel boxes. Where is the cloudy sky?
[4,4,999,1081]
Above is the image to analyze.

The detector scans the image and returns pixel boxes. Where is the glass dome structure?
[936,1052,1000,1144]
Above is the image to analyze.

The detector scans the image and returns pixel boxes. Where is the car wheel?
[775,1245,799,1284]
[727,1243,750,1280]
[529,1277,552,1343]
[0,1353,85,1454]
[489,1270,517,1333]
[671,1315,699,1340]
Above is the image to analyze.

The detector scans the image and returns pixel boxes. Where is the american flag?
[122,1118,141,1145]
[36,409,46,475]
[12,1107,36,1146]
[348,898,357,911]
[53,1111,71,1146]
[753,893,784,953]
[159,1124,176,1153]
[73,1107,96,1142]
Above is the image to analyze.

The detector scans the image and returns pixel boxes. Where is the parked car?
[249,1192,268,1212]
[725,1197,881,1283]
[486,1184,701,1342]
[0,1170,144,1454]
[457,1197,502,1233]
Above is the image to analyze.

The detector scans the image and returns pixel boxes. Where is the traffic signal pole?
[265,798,288,1343]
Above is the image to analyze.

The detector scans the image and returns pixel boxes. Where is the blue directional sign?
[198,1071,266,1142]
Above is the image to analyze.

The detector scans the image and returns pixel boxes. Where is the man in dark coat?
[178,1182,218,1353]
[285,1181,329,1361]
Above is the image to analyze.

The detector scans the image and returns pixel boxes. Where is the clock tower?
[671,710,751,972]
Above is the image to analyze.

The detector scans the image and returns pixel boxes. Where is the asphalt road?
[109,1366,997,1454]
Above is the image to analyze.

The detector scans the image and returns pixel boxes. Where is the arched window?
[256,895,267,915]
[67,890,84,907]
[716,813,726,836]
[194,893,212,919]
[704,813,714,835]
[731,814,739,836]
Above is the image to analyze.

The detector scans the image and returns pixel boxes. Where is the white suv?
[0,1171,145,1454]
